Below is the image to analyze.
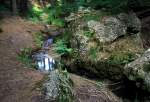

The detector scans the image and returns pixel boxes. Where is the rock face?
[69,11,141,58]
[124,49,150,91]
[117,12,141,33]
[88,17,127,43]
[87,12,141,43]
[67,10,142,80]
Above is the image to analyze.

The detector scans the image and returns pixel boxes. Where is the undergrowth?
[83,30,95,38]
[17,47,35,68]
[58,69,74,102]
[33,32,44,48]
[88,47,99,60]
[108,52,136,65]
[54,39,72,55]
[27,3,65,27]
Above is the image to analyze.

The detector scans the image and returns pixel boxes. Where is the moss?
[143,64,150,72]
[81,10,111,22]
[108,52,136,65]
[88,47,99,60]
[83,30,95,38]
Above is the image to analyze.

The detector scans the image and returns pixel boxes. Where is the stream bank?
[28,7,150,102]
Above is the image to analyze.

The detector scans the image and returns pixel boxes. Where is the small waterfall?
[32,37,58,72]
[35,53,56,71]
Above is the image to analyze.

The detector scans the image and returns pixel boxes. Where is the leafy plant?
[27,3,65,27]
[88,47,98,60]
[83,30,94,38]
[96,80,105,88]
[52,18,65,27]
[108,52,135,65]
[17,47,35,68]
[0,4,9,11]
[33,32,44,48]
[58,69,74,102]
[54,39,72,55]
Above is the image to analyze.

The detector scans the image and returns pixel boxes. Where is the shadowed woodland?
[0,0,150,102]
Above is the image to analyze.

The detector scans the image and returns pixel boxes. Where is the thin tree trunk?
[12,0,18,15]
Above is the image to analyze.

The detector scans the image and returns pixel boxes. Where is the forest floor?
[0,16,46,102]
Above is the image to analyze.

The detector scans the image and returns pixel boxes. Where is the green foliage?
[88,47,98,60]
[54,39,72,55]
[83,30,94,38]
[96,80,105,88]
[58,69,74,102]
[108,52,135,65]
[82,14,101,22]
[17,47,35,68]
[88,0,128,13]
[27,4,65,27]
[52,18,65,27]
[33,32,44,48]
[0,4,9,11]
[143,64,150,72]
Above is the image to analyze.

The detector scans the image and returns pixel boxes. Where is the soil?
[70,74,122,102]
[0,16,45,102]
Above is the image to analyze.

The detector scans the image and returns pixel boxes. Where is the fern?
[54,40,72,55]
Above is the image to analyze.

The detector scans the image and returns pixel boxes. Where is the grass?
[58,69,74,102]
[17,47,35,68]
[108,52,136,65]
[33,32,44,48]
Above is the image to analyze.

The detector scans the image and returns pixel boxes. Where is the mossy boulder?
[124,49,150,91]
[66,10,143,80]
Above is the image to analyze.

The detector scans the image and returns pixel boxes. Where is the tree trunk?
[12,0,18,15]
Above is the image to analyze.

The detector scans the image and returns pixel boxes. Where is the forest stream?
[0,0,150,102]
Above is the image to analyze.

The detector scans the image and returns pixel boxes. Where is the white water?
[33,38,57,72]
[34,53,56,72]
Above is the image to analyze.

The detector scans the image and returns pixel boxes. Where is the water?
[33,52,56,72]
[33,37,57,72]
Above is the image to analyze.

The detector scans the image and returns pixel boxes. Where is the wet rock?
[124,49,150,91]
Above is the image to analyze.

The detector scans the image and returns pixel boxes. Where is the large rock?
[69,11,141,60]
[71,30,90,58]
[67,11,142,80]
[124,49,150,91]
[117,12,141,33]
[43,70,59,101]
[88,17,127,43]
